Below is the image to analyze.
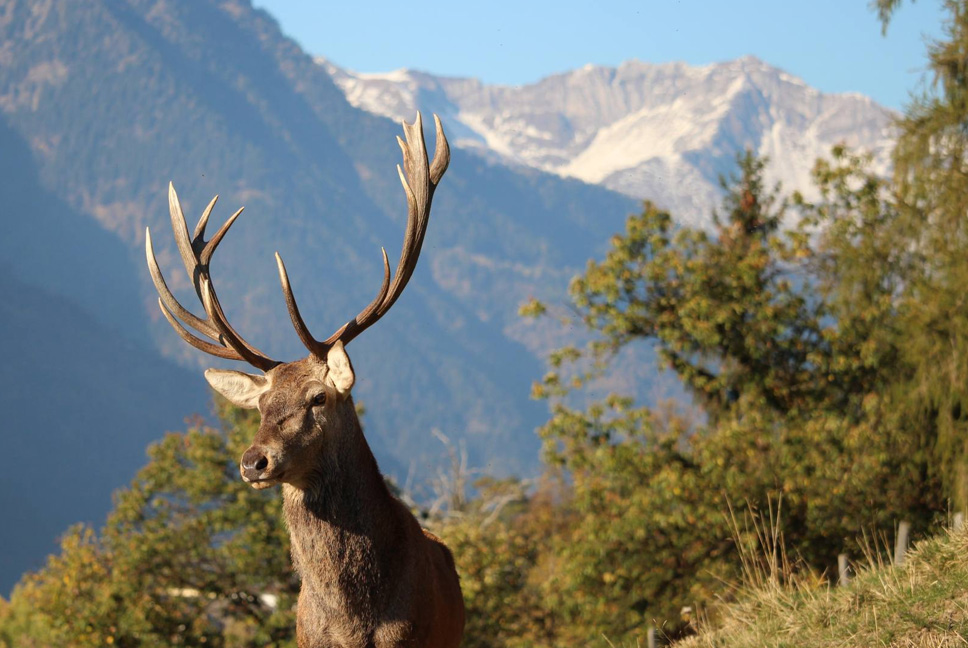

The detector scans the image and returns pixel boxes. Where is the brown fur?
[232,354,464,648]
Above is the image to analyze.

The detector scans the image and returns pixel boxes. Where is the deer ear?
[204,369,269,409]
[326,341,355,397]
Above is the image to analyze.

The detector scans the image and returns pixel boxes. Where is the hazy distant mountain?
[322,56,895,227]
[0,0,640,591]
[0,262,209,592]
[0,110,210,592]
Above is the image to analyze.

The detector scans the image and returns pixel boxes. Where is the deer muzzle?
[240,445,278,487]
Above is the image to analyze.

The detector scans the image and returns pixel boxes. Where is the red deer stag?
[145,114,464,648]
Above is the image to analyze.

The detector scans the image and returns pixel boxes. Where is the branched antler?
[146,184,279,371]
[276,112,450,356]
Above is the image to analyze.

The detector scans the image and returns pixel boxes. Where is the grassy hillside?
[681,527,968,647]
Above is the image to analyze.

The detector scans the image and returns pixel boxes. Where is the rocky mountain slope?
[323,56,895,227]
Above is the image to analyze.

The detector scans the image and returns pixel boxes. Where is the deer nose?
[241,446,270,480]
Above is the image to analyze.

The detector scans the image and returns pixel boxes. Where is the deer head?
[146,114,449,490]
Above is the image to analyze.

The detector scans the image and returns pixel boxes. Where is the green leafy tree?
[533,398,732,644]
[1,402,297,647]
[830,0,968,506]
[547,153,826,421]
[881,0,968,505]
[522,146,947,641]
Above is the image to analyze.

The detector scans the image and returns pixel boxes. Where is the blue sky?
[252,0,945,110]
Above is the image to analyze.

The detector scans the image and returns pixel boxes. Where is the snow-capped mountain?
[321,56,895,227]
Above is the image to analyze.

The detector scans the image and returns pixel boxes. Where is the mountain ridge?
[322,55,895,226]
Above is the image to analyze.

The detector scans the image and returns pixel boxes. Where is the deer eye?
[310,392,327,407]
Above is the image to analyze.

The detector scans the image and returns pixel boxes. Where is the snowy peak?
[320,56,894,227]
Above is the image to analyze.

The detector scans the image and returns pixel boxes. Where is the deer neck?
[281,397,403,605]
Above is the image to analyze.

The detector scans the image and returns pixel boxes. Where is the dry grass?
[678,524,968,648]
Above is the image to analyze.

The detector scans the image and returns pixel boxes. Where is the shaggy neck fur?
[281,397,405,640]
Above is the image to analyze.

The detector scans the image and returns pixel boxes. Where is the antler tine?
[146,184,279,372]
[156,297,244,361]
[359,247,393,323]
[168,183,201,290]
[275,252,323,355]
[429,114,451,186]
[194,194,218,242]
[200,206,244,266]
